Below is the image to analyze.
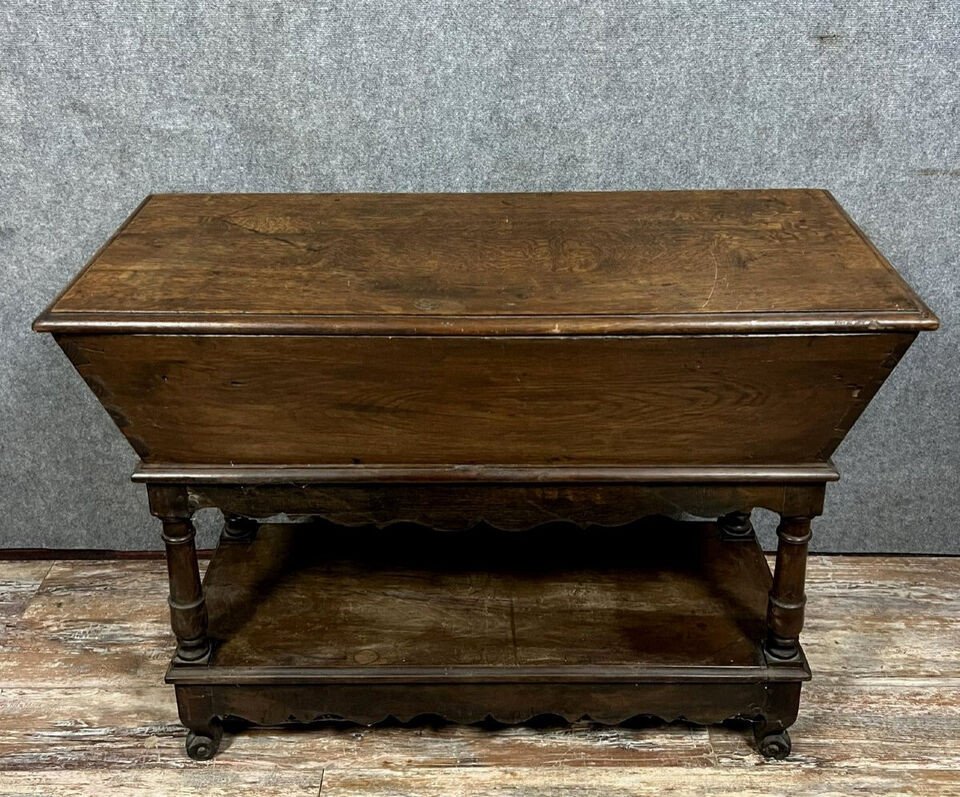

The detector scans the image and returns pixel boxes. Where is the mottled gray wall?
[2,2,957,552]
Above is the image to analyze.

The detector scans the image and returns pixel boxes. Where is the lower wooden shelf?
[167,517,808,758]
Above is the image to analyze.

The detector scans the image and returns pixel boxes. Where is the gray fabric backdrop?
[2,2,957,552]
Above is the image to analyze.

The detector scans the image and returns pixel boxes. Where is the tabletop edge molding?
[132,462,842,484]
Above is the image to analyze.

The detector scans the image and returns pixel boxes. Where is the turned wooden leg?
[222,513,258,542]
[147,485,211,664]
[765,515,812,661]
[718,510,754,540]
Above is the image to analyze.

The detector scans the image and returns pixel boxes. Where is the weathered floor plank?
[0,562,50,640]
[2,766,958,797]
[0,554,957,795]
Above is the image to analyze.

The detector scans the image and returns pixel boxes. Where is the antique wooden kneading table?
[34,190,937,760]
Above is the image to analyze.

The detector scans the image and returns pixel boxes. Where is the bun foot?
[718,510,754,540]
[222,513,258,542]
[186,723,222,761]
[755,726,791,759]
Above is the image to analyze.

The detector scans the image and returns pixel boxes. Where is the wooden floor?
[0,552,958,795]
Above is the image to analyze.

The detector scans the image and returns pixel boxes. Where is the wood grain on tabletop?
[43,191,928,321]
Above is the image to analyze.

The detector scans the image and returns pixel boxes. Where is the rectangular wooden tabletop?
[35,190,936,336]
